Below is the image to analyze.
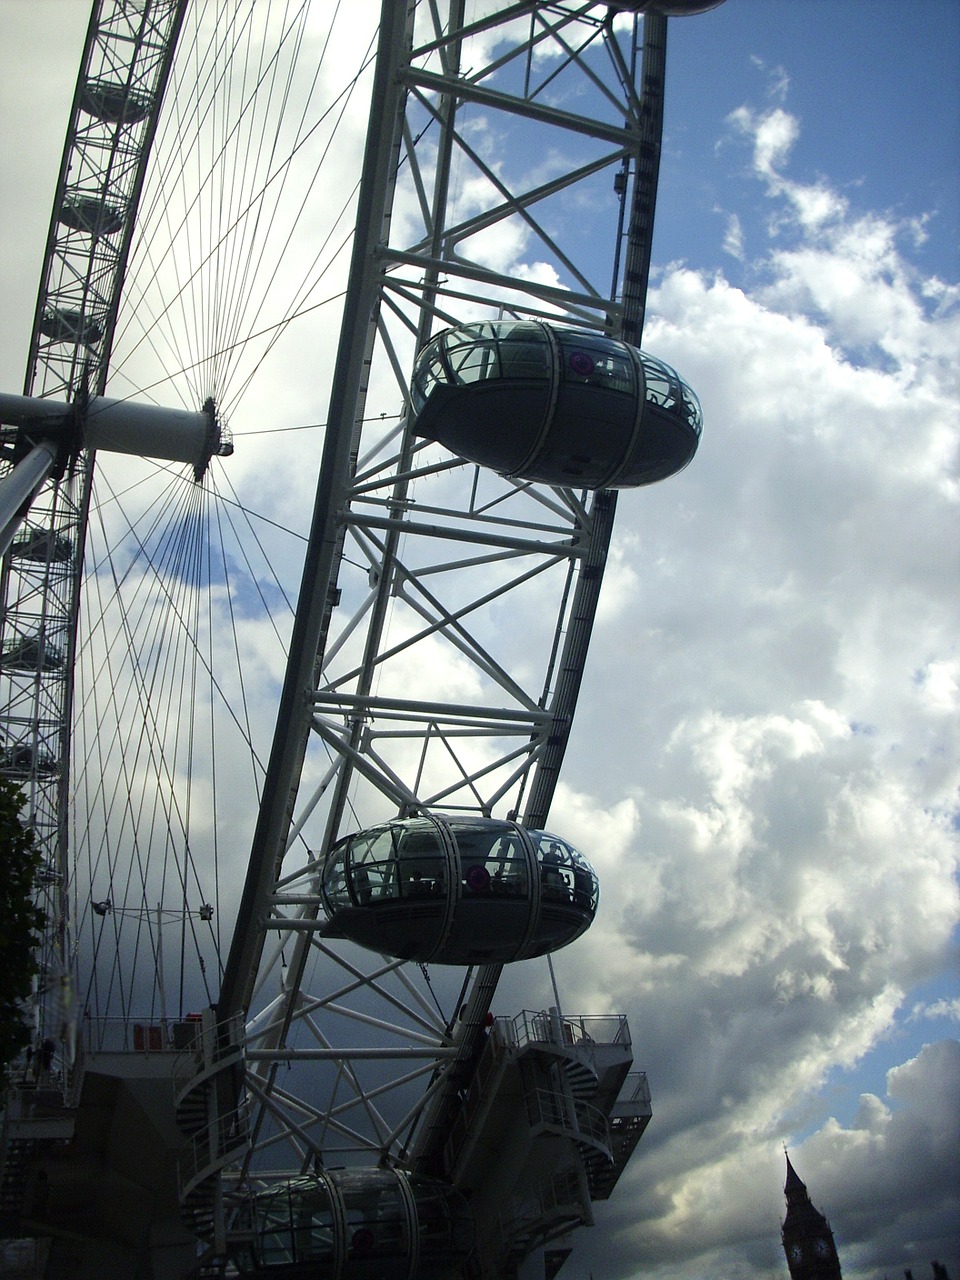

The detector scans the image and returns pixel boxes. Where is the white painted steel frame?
[0,0,188,1050]
[0,3,674,1270]
[220,0,668,1208]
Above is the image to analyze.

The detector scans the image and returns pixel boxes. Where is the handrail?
[172,1012,246,1100]
[494,1009,630,1054]
[525,1086,611,1152]
[442,1009,631,1172]
[72,1013,240,1056]
[496,1162,587,1257]
[619,1069,651,1108]
[177,1103,250,1202]
[75,1015,171,1053]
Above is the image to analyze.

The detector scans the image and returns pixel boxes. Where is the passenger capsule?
[80,82,152,124]
[319,814,599,965]
[233,1169,473,1279]
[0,740,57,775]
[410,319,702,489]
[59,194,125,237]
[607,1,725,12]
[10,527,73,564]
[1,636,64,672]
[39,308,104,347]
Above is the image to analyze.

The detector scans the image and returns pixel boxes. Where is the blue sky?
[654,0,960,1143]
[0,4,956,1280]
[657,0,960,285]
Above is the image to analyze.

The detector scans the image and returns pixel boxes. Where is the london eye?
[0,2,722,1276]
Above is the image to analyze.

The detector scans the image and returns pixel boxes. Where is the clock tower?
[781,1154,842,1280]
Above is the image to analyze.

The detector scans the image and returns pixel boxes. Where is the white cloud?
[786,1042,960,1275]
[727,104,847,233]
[722,211,745,260]
[547,70,959,1280]
[2,10,957,1280]
[910,996,960,1024]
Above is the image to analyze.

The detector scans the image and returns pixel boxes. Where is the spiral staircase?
[172,1012,249,1271]
[436,1009,652,1276]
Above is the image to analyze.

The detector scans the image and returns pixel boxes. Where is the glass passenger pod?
[233,1169,474,1279]
[607,1,726,12]
[0,635,65,672]
[410,319,702,489]
[39,308,104,347]
[319,815,599,965]
[10,527,74,564]
[0,738,58,776]
[80,82,153,125]
[59,193,126,237]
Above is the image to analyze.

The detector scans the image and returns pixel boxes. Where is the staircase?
[0,1137,32,1227]
[431,1010,652,1278]
[560,1054,597,1106]
[584,1071,652,1201]
[0,1074,76,1235]
[173,1012,248,1251]
[525,1026,616,1170]
[496,1163,588,1269]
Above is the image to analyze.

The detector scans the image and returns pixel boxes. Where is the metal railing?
[525,1087,611,1152]
[177,1104,251,1204]
[75,1014,182,1054]
[497,1162,587,1259]
[494,1009,630,1055]
[442,1009,632,1173]
[172,1012,246,1102]
[616,1070,652,1111]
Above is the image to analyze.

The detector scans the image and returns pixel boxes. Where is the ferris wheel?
[0,1,721,1276]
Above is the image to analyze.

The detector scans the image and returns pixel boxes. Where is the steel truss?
[0,0,188,1047]
[218,0,668,1213]
[0,2,684,1274]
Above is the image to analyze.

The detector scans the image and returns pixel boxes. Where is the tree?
[0,776,44,1083]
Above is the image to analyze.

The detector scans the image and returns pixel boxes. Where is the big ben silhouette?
[782,1153,842,1280]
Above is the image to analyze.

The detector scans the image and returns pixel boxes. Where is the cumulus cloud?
[540,64,959,1280]
[909,996,960,1024]
[573,1041,960,1280]
[785,1042,960,1274]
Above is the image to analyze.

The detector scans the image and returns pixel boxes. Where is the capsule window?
[537,836,575,902]
[251,1181,336,1268]
[452,822,529,897]
[394,823,446,899]
[557,330,636,395]
[413,1177,475,1258]
[415,321,553,393]
[239,1172,473,1277]
[532,831,599,913]
[339,1171,408,1262]
[411,349,449,408]
[487,829,529,897]
[322,847,351,911]
[448,337,498,384]
[349,827,402,903]
[442,325,502,385]
[494,322,552,381]
[640,352,685,414]
[681,382,704,433]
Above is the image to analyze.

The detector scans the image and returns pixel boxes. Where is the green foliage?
[0,776,45,1081]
